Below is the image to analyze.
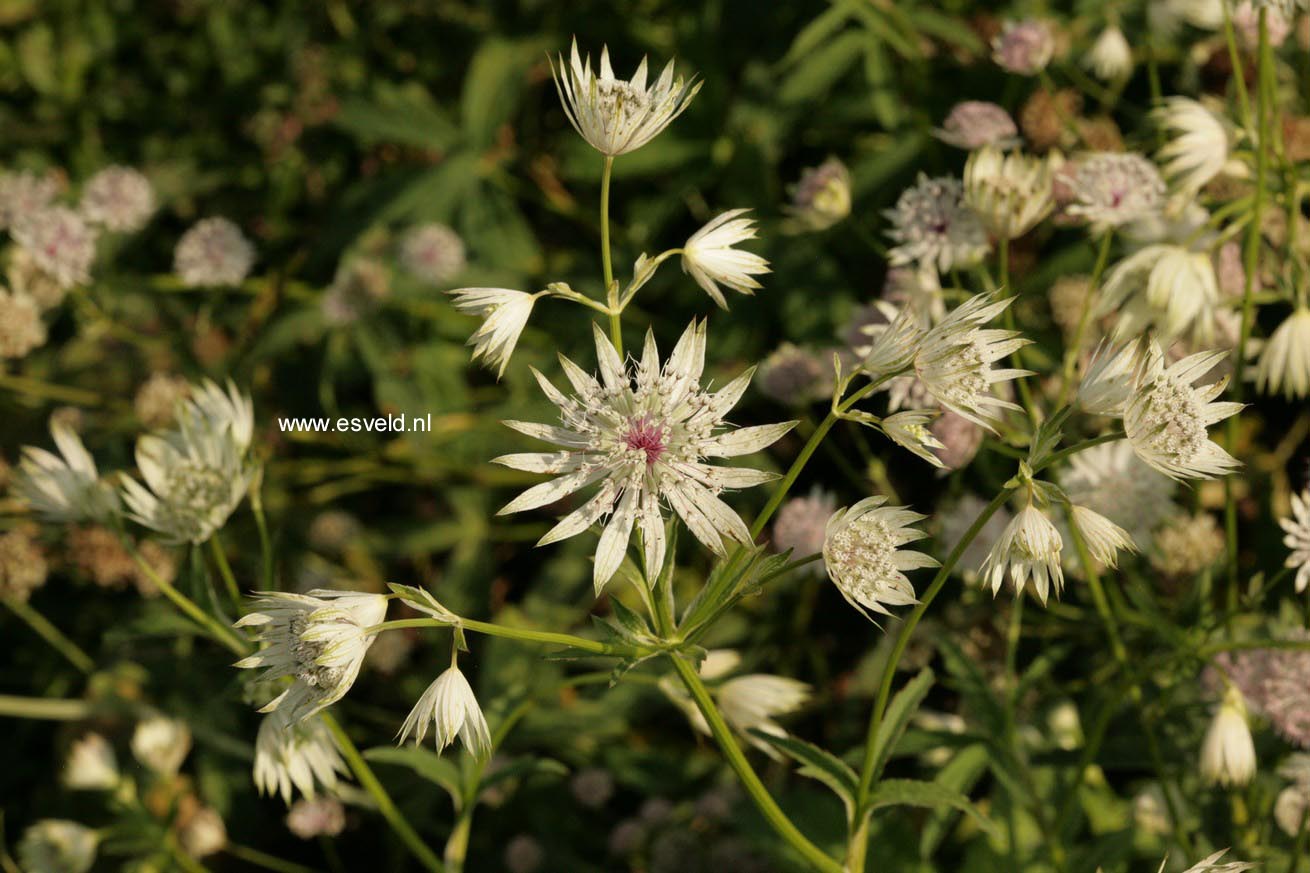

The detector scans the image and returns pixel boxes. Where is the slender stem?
[1056,231,1114,408]
[0,694,92,720]
[1034,431,1125,474]
[600,155,621,355]
[224,844,319,873]
[167,836,212,873]
[997,237,1039,428]
[368,618,645,657]
[668,655,843,873]
[251,485,276,590]
[123,536,249,657]
[0,373,103,406]
[322,713,444,873]
[1222,1,1255,137]
[4,598,94,674]
[209,536,242,613]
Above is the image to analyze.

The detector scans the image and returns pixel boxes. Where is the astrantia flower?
[397,664,492,759]
[992,20,1055,75]
[254,713,349,805]
[1098,244,1223,345]
[1124,346,1243,480]
[786,158,851,231]
[174,217,255,287]
[934,101,1019,150]
[857,303,923,381]
[1077,341,1147,417]
[1059,440,1177,544]
[236,590,389,722]
[1155,98,1231,199]
[1201,686,1256,787]
[18,820,99,873]
[757,343,831,406]
[1257,307,1310,399]
[1280,489,1310,593]
[681,209,770,309]
[1173,849,1257,873]
[448,287,542,378]
[886,174,989,273]
[186,378,255,453]
[13,418,120,523]
[0,170,57,229]
[80,166,155,232]
[881,410,948,468]
[979,503,1065,604]
[1069,504,1136,567]
[772,488,836,575]
[1084,25,1133,80]
[322,257,390,325]
[178,806,226,858]
[12,207,98,289]
[823,496,935,620]
[496,321,794,592]
[131,716,191,776]
[63,734,119,791]
[963,146,1056,240]
[551,39,700,157]
[400,223,466,284]
[0,288,47,359]
[912,293,1030,431]
[1066,153,1166,234]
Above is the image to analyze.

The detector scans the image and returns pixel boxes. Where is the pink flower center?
[622,416,667,465]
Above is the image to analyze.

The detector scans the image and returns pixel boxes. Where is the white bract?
[681,209,770,309]
[1200,686,1256,787]
[1124,346,1242,480]
[1155,98,1231,199]
[823,496,935,620]
[448,287,542,378]
[1084,25,1133,80]
[397,664,492,759]
[963,146,1056,241]
[979,503,1065,604]
[254,713,349,805]
[886,174,989,273]
[496,321,794,592]
[1280,489,1310,593]
[1098,244,1223,345]
[1256,307,1310,399]
[12,418,120,523]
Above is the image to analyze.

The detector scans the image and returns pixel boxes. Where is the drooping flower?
[0,170,58,230]
[786,158,851,231]
[11,207,98,289]
[131,716,192,776]
[772,488,836,575]
[18,820,99,873]
[911,293,1030,431]
[1059,440,1177,545]
[496,321,795,592]
[1066,152,1166,233]
[235,590,389,722]
[12,417,120,523]
[177,806,226,858]
[253,713,349,805]
[400,223,466,284]
[397,663,492,759]
[992,20,1055,75]
[551,39,701,157]
[79,166,155,232]
[174,217,255,287]
[1084,25,1133,80]
[963,146,1056,240]
[447,287,542,378]
[979,503,1065,604]
[856,303,923,382]
[1068,504,1136,567]
[1124,346,1243,480]
[1200,685,1256,787]
[62,734,119,791]
[823,496,935,620]
[934,101,1019,150]
[1098,244,1224,345]
[681,209,770,309]
[1280,489,1310,593]
[1155,98,1231,200]
[886,174,989,273]
[1257,307,1310,399]
[881,409,950,468]
[0,288,47,358]
[1077,341,1147,417]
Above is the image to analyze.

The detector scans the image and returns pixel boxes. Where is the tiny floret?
[823,496,935,620]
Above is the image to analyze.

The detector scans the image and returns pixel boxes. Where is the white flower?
[1077,342,1147,417]
[1172,849,1257,873]
[400,223,466,284]
[681,209,770,309]
[992,20,1055,75]
[286,798,347,839]
[1275,785,1310,837]
[1124,346,1243,480]
[448,287,541,378]
[1098,244,1223,345]
[934,101,1019,150]
[1069,504,1136,567]
[886,174,989,273]
[963,146,1056,241]
[12,206,98,289]
[1280,489,1310,593]
[0,170,58,230]
[397,664,492,759]
[979,503,1065,604]
[80,166,155,233]
[178,806,226,858]
[0,288,47,358]
[186,378,255,454]
[1155,98,1231,200]
[880,410,947,468]
[857,303,923,381]
[63,734,119,790]
[496,321,794,592]
[551,39,700,157]
[1084,25,1133,80]
[912,293,1030,431]
[254,713,349,805]
[174,217,255,287]
[235,590,389,722]
[1200,686,1256,787]
[18,820,99,873]
[786,158,852,231]
[1256,307,1310,399]
[1067,153,1166,234]
[823,496,935,620]
[1059,440,1177,544]
[13,418,120,523]
[131,716,192,776]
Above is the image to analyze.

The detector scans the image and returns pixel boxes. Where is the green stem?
[997,237,1039,428]
[1034,431,1125,474]
[251,485,276,590]
[600,155,621,355]
[123,535,249,657]
[1222,1,1255,138]
[1056,231,1114,408]
[368,618,645,657]
[209,535,242,613]
[668,655,843,873]
[224,844,319,873]
[0,694,92,720]
[322,713,444,873]
[4,598,94,674]
[0,373,103,406]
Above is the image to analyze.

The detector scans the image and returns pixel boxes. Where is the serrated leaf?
[868,668,934,785]
[749,730,859,826]
[866,779,995,836]
[919,744,991,859]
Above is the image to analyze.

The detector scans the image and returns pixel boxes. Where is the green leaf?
[334,83,459,150]
[364,746,464,810]
[919,744,991,859]
[777,30,864,105]
[749,731,859,827]
[478,755,569,796]
[866,779,995,836]
[868,668,934,784]
[460,38,546,148]
[778,5,853,68]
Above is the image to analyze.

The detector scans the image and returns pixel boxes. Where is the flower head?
[322,257,391,325]
[1066,153,1166,233]
[1201,685,1256,787]
[1077,341,1147,417]
[18,820,99,873]
[448,287,540,378]
[174,217,255,287]
[963,146,1056,240]
[1084,25,1132,80]
[235,590,389,722]
[979,503,1065,604]
[1098,244,1223,345]
[886,174,989,273]
[80,166,155,232]
[681,209,770,309]
[0,170,58,230]
[254,713,349,805]
[496,321,794,592]
[287,798,347,839]
[1280,489,1310,593]
[13,417,120,523]
[12,206,98,289]
[551,39,700,157]
[63,734,119,791]
[1059,440,1177,544]
[397,663,492,759]
[757,343,831,406]
[1124,346,1243,480]
[1069,504,1136,567]
[934,101,1019,150]
[786,158,851,231]
[992,20,1055,75]
[0,288,47,358]
[1257,307,1310,399]
[823,496,935,620]
[881,410,949,468]
[400,223,466,284]
[1155,98,1231,199]
[131,716,192,776]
